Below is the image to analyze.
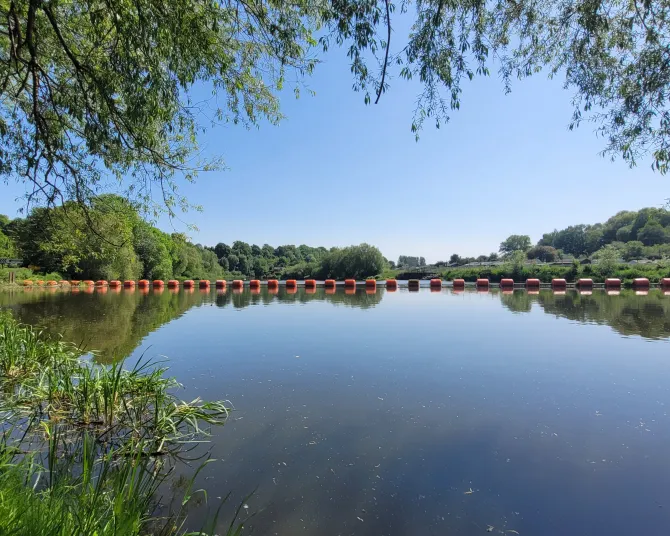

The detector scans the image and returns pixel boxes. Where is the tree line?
[446,207,670,266]
[1,196,388,281]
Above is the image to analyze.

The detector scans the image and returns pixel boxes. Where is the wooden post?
[9,271,15,284]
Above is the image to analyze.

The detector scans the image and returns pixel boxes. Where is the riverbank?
[0,311,242,536]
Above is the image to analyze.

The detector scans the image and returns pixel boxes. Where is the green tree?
[638,222,668,246]
[593,245,620,276]
[623,241,645,261]
[133,223,173,280]
[526,245,558,262]
[214,243,231,260]
[499,235,531,255]
[320,244,387,279]
[0,0,317,214]
[0,215,17,258]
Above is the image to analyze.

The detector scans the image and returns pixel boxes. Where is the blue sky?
[1,45,667,263]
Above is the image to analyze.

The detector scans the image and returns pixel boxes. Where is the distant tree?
[214,243,231,259]
[388,260,396,269]
[622,241,645,261]
[476,255,488,262]
[449,254,462,265]
[227,254,239,272]
[419,257,426,267]
[218,257,230,271]
[232,241,252,258]
[237,255,251,275]
[487,253,499,262]
[261,244,275,259]
[615,225,634,242]
[637,222,668,246]
[499,235,532,255]
[526,245,558,263]
[251,245,262,257]
[320,244,386,279]
[593,245,620,275]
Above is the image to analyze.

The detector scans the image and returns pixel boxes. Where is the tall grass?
[0,311,245,535]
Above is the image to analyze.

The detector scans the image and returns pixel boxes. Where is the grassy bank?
[437,263,670,286]
[377,262,670,287]
[0,311,244,535]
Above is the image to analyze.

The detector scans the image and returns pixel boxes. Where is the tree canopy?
[2,0,670,218]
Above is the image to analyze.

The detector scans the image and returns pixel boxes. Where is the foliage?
[0,0,317,217]
[539,208,670,257]
[397,255,426,268]
[0,312,242,535]
[3,196,225,281]
[592,245,619,276]
[499,235,531,255]
[2,0,669,220]
[439,263,670,285]
[326,0,670,172]
[526,245,558,262]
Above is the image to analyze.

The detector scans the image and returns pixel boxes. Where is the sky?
[1,40,668,263]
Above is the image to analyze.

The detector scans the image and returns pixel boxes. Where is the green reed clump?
[0,312,245,536]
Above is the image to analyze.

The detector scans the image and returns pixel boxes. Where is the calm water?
[3,286,670,535]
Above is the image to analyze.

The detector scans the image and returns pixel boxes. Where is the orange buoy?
[408,279,420,291]
[83,280,94,286]
[325,279,336,288]
[94,280,108,287]
[22,280,33,286]
[267,279,279,289]
[46,280,58,286]
[660,278,670,289]
[386,279,397,289]
[633,277,650,289]
[232,279,243,289]
[305,279,317,289]
[525,278,540,289]
[476,278,489,288]
[183,280,194,289]
[153,280,165,287]
[35,280,45,286]
[576,278,593,289]
[70,280,81,286]
[109,280,121,288]
[344,279,356,288]
[123,280,135,288]
[365,279,377,289]
[604,278,621,289]
[138,279,150,289]
[453,279,465,289]
[500,278,514,288]
[199,280,210,289]
[216,280,226,288]
[250,279,261,288]
[430,279,442,288]
[59,280,70,286]
[167,280,179,288]
[551,278,567,290]
[286,279,297,288]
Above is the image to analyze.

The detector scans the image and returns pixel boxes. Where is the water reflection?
[500,289,670,340]
[1,288,668,364]
[2,286,670,535]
